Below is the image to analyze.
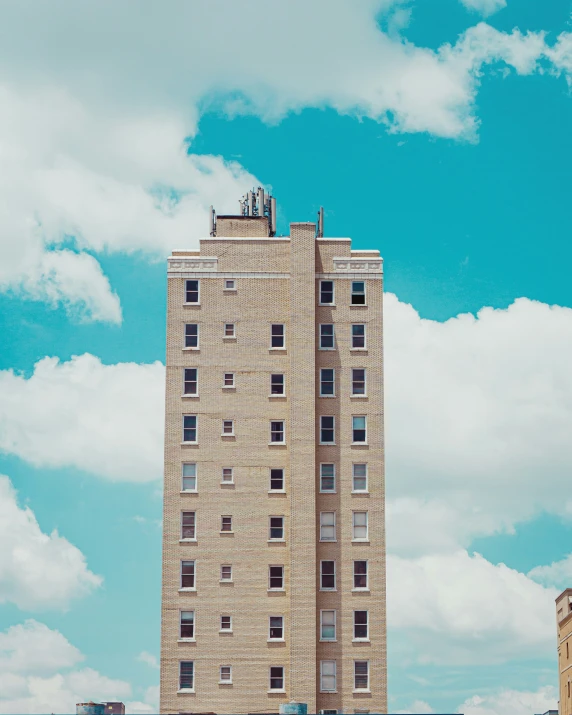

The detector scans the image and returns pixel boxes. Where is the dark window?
[181,512,195,539]
[270,468,284,491]
[220,615,232,630]
[183,415,197,442]
[320,281,334,304]
[269,566,284,589]
[221,516,233,532]
[320,464,335,492]
[185,280,199,303]
[321,560,335,590]
[270,517,284,540]
[352,416,366,443]
[320,369,335,396]
[351,324,365,348]
[271,421,285,443]
[184,368,197,395]
[320,416,335,444]
[271,324,285,348]
[185,323,198,348]
[270,616,283,639]
[354,661,369,690]
[270,666,284,690]
[180,611,194,639]
[351,281,366,305]
[271,374,285,395]
[354,560,368,589]
[179,661,194,690]
[181,561,195,588]
[352,369,366,395]
[320,324,335,349]
[354,611,369,639]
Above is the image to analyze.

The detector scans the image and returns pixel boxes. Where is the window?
[319,324,335,349]
[354,661,369,690]
[183,368,197,395]
[185,280,199,304]
[270,421,285,443]
[320,512,336,541]
[320,416,335,444]
[320,368,335,396]
[183,415,197,443]
[221,516,233,532]
[180,610,194,639]
[270,468,284,491]
[269,516,284,540]
[269,666,285,691]
[320,463,335,492]
[321,711,338,714]
[271,373,285,395]
[269,616,284,640]
[353,560,368,589]
[220,615,232,631]
[222,419,234,436]
[185,323,199,348]
[351,281,366,305]
[320,280,334,305]
[180,560,195,589]
[179,661,194,691]
[353,512,368,540]
[351,369,366,396]
[181,512,196,540]
[352,415,367,443]
[220,565,232,582]
[222,467,234,484]
[568,642,570,660]
[320,661,337,692]
[219,665,232,683]
[351,324,366,349]
[182,463,197,492]
[224,322,235,337]
[354,610,369,639]
[223,372,235,387]
[224,279,236,290]
[271,324,285,348]
[353,464,368,492]
[269,565,284,590]
[320,610,336,641]
[320,560,335,590]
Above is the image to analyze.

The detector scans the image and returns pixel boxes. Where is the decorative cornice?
[333,257,383,273]
[168,257,218,272]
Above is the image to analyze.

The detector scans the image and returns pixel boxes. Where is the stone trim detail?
[168,257,218,272]
[333,258,383,273]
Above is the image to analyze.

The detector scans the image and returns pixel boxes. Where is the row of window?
[181,463,369,493]
[183,322,367,350]
[178,511,369,542]
[179,559,367,591]
[182,368,368,397]
[176,609,370,642]
[178,659,371,693]
[184,279,369,308]
[182,415,369,444]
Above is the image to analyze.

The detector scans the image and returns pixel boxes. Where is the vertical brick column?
[289,223,317,710]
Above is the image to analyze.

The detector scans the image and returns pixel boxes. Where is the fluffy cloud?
[0,477,101,610]
[459,0,507,17]
[529,553,572,589]
[0,354,165,482]
[0,621,83,675]
[137,652,159,670]
[388,551,558,664]
[457,685,558,715]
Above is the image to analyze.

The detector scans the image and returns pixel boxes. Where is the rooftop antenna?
[209,205,216,236]
[317,207,324,238]
[270,195,277,236]
[247,191,254,216]
[257,187,264,217]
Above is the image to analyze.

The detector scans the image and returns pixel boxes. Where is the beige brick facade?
[161,212,386,714]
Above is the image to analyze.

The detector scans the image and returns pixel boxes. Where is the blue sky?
[1,0,572,713]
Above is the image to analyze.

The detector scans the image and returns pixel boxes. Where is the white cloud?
[137,651,159,670]
[0,476,101,611]
[395,700,434,714]
[0,620,83,674]
[529,553,572,589]
[388,551,558,664]
[456,685,558,715]
[125,685,160,715]
[0,354,165,482]
[459,0,507,18]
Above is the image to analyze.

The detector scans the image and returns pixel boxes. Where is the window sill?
[218,680,233,685]
[319,442,336,446]
[351,442,368,446]
[318,303,335,307]
[222,385,236,390]
[179,539,197,543]
[320,690,338,694]
[267,588,285,593]
[351,395,368,399]
[220,481,235,486]
[318,347,336,351]
[319,639,337,643]
[350,348,368,352]
[177,689,195,694]
[178,588,196,592]
[221,433,236,438]
[319,491,337,495]
[268,690,286,694]
[319,539,337,543]
[268,539,286,543]
[269,489,286,494]
[182,347,200,351]
[222,336,237,341]
[319,588,337,592]
[219,580,234,584]
[269,394,286,398]
[319,394,336,398]
[183,302,200,307]
[223,288,237,293]
[181,442,198,446]
[352,588,370,593]
[350,304,368,309]
[219,629,233,634]
[267,638,285,642]
[268,347,286,352]
[220,531,234,535]
[180,490,198,495]
[268,442,286,447]
[352,539,370,544]
[353,689,371,694]
[182,394,199,398]
[177,638,196,643]
[352,638,371,643]
[352,491,369,495]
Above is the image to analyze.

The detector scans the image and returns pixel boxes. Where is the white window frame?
[352,511,369,541]
[178,660,194,692]
[183,368,198,396]
[268,565,285,591]
[223,372,235,388]
[269,516,285,541]
[220,615,232,632]
[320,609,337,641]
[353,610,369,641]
[353,560,369,591]
[319,368,335,397]
[353,660,370,692]
[319,279,335,306]
[319,463,336,493]
[184,280,200,305]
[269,468,285,492]
[270,323,285,349]
[351,368,367,397]
[270,420,285,444]
[221,515,233,533]
[221,467,234,484]
[224,322,236,338]
[270,373,285,396]
[320,660,337,693]
[219,665,232,684]
[184,323,199,349]
[220,564,233,582]
[319,415,335,445]
[352,415,367,444]
[182,414,197,444]
[320,559,336,591]
[319,323,335,350]
[351,280,366,306]
[179,609,195,641]
[181,463,197,493]
[352,463,368,493]
[180,560,195,590]
[351,323,366,350]
[224,279,236,291]
[269,666,285,692]
[269,615,284,641]
[319,511,336,542]
[222,419,235,436]
[180,511,196,541]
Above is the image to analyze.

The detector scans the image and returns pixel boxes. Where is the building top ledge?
[556,587,572,601]
[200,236,291,242]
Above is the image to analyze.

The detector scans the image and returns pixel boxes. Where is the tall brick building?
[160,190,386,714]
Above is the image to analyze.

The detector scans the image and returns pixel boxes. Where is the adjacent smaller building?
[76,702,125,715]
